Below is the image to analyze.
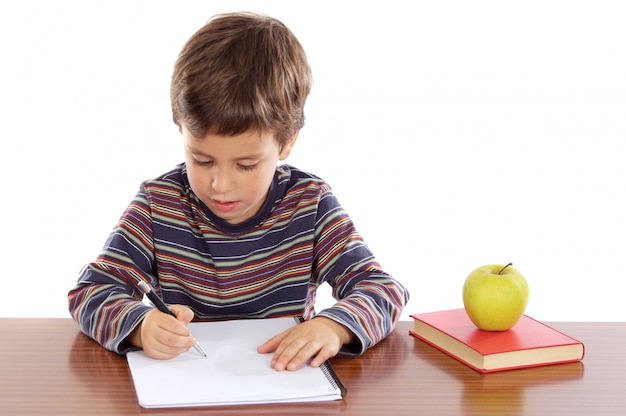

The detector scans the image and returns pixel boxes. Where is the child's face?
[181,125,295,225]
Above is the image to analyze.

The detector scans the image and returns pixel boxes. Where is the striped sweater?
[68,164,408,355]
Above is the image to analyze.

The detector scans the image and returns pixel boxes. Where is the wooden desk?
[0,319,624,415]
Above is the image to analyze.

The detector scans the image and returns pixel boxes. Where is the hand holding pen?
[137,280,207,358]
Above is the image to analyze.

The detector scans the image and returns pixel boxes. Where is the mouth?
[210,199,239,213]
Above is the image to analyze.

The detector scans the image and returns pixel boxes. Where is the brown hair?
[171,12,312,147]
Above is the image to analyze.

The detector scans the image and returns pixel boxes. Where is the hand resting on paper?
[127,305,197,360]
[257,316,355,372]
[127,309,355,367]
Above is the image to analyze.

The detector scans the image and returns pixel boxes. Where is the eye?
[193,159,213,167]
[237,163,257,171]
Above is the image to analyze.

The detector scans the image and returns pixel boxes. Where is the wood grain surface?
[0,319,623,415]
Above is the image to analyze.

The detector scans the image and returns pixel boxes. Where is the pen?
[137,280,207,357]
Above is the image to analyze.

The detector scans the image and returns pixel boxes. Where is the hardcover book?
[410,309,584,373]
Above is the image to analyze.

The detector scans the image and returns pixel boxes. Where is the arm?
[257,188,408,370]
[67,189,157,353]
[312,192,409,356]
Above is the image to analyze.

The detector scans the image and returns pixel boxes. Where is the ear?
[278,131,299,161]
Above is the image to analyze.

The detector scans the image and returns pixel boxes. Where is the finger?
[271,338,311,371]
[257,332,286,354]
[144,327,195,359]
[309,344,338,368]
[285,341,338,371]
[156,311,191,337]
[146,339,192,360]
[142,312,195,356]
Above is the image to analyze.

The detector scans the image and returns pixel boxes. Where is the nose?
[211,167,235,194]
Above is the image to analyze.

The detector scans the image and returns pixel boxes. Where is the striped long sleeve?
[68,164,409,355]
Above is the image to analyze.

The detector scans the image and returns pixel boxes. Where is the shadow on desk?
[332,322,411,383]
[411,335,584,416]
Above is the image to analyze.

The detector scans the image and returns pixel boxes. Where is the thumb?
[168,304,195,324]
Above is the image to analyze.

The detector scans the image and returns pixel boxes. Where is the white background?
[1,1,624,321]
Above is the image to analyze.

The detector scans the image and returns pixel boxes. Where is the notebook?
[126,317,346,408]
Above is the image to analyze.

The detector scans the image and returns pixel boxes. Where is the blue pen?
[137,280,207,357]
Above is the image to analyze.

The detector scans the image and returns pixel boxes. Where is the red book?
[410,309,585,373]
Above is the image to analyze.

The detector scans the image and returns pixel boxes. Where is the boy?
[68,12,408,372]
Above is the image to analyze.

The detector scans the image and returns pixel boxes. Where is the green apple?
[462,263,529,331]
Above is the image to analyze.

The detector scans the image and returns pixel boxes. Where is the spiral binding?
[320,361,348,397]
[293,315,348,398]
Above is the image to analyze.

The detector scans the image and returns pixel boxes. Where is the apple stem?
[498,263,513,275]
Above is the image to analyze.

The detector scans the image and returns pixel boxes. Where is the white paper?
[126,317,344,408]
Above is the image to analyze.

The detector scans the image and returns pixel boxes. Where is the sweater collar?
[181,163,280,233]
